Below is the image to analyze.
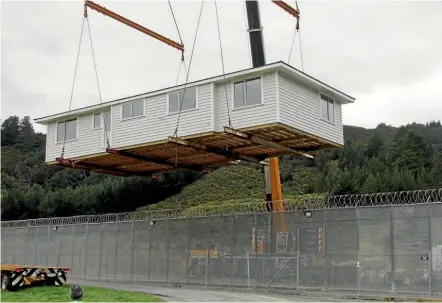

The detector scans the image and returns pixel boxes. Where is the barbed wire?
[1,188,441,229]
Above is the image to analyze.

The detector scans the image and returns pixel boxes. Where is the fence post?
[46,226,50,267]
[114,221,119,280]
[296,227,300,292]
[389,206,396,293]
[130,221,136,282]
[166,220,171,285]
[185,219,190,284]
[56,227,62,267]
[97,224,103,279]
[205,227,211,287]
[84,223,89,278]
[24,226,30,265]
[428,204,433,296]
[148,224,152,281]
[296,248,300,292]
[323,209,328,290]
[356,207,360,295]
[70,225,75,276]
[230,215,235,287]
[253,214,258,287]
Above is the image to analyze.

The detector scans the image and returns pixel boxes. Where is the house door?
[102,109,111,148]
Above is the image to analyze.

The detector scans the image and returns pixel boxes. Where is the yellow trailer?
[1,264,69,291]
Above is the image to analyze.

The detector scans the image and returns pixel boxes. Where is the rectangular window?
[122,99,144,119]
[320,94,335,123]
[93,113,101,129]
[233,78,262,109]
[169,87,197,114]
[57,119,77,142]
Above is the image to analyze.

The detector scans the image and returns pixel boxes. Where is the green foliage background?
[1,116,441,220]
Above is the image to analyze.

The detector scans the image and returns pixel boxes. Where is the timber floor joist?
[52,123,340,177]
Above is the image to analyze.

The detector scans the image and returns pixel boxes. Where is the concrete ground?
[69,278,350,302]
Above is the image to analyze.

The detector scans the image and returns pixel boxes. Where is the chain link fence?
[1,188,442,297]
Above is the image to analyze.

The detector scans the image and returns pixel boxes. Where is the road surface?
[69,278,343,302]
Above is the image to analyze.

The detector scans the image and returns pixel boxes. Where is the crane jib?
[84,0,184,52]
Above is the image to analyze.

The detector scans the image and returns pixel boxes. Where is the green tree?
[1,116,20,146]
[15,116,37,152]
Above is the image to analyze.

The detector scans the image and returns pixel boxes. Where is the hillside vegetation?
[1,116,441,220]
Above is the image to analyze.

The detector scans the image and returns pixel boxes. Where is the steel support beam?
[167,137,264,164]
[106,148,204,172]
[223,127,314,159]
[55,157,152,177]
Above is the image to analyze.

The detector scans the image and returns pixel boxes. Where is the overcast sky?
[1,0,442,133]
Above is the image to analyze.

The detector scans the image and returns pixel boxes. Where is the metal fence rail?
[1,188,442,298]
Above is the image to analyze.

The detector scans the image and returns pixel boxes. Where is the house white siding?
[214,72,277,131]
[111,83,212,149]
[278,73,344,145]
[45,84,213,162]
[45,113,105,162]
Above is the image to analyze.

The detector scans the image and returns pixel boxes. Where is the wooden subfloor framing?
[52,123,340,176]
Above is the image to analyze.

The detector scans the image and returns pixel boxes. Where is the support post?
[114,221,119,280]
[428,204,433,296]
[254,214,259,287]
[205,228,211,287]
[296,249,300,292]
[46,226,50,266]
[56,227,62,268]
[296,227,300,292]
[323,209,328,290]
[130,221,136,281]
[356,207,360,295]
[97,224,103,278]
[70,225,75,276]
[230,216,235,287]
[389,206,396,293]
[148,226,152,281]
[247,251,251,289]
[84,223,89,278]
[185,219,190,284]
[166,220,171,285]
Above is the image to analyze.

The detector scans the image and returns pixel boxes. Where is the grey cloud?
[1,1,441,130]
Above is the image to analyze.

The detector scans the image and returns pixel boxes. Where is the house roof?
[34,61,355,124]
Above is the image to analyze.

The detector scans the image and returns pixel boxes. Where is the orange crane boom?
[84,0,184,52]
[271,0,300,19]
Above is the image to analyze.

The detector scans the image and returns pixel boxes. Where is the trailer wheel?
[2,276,15,291]
[45,277,56,286]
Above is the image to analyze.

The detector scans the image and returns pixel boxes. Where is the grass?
[0,284,164,302]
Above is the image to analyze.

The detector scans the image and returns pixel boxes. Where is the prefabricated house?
[35,61,355,176]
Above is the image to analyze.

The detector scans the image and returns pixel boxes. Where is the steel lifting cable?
[169,0,204,181]
[287,0,304,71]
[214,0,232,129]
[61,17,86,159]
[287,22,298,64]
[85,16,109,149]
[172,0,204,138]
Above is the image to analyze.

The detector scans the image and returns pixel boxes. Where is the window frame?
[232,76,264,110]
[92,113,101,130]
[167,86,198,115]
[319,93,336,124]
[121,99,145,120]
[56,118,78,144]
